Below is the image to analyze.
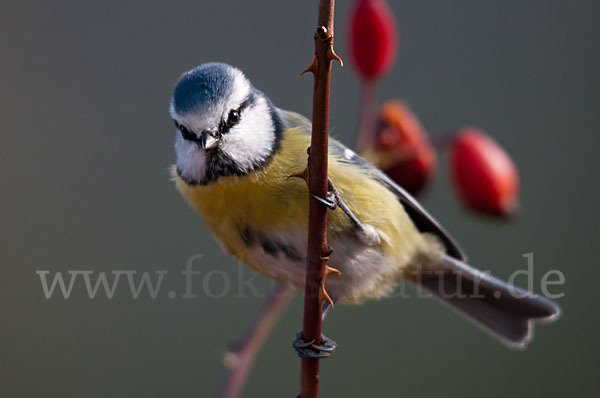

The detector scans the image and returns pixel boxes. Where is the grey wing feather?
[331,141,468,261]
[373,168,467,261]
[281,110,467,261]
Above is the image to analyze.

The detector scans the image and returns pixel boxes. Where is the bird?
[169,62,560,354]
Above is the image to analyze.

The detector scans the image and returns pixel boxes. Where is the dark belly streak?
[239,226,303,262]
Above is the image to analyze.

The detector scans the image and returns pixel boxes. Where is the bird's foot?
[310,191,337,210]
[325,178,381,246]
[293,331,337,359]
[286,167,337,210]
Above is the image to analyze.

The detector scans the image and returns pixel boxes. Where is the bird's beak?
[200,131,219,149]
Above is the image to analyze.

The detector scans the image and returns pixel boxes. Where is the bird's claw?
[293,331,337,359]
[310,191,337,209]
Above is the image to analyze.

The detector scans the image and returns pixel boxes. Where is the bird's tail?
[414,254,561,348]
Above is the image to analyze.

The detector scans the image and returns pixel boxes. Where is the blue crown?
[172,63,235,114]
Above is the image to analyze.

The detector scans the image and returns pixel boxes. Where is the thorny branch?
[218,285,294,398]
[299,1,341,397]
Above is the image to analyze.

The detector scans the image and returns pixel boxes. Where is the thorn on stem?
[328,47,343,66]
[299,55,318,77]
[325,265,341,277]
[319,282,334,309]
[318,264,340,310]
[286,168,309,185]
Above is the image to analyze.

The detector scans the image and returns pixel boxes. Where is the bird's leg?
[292,175,381,246]
[324,177,381,246]
[287,165,336,210]
[300,174,378,245]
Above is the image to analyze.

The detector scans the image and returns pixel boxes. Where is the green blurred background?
[1,0,598,396]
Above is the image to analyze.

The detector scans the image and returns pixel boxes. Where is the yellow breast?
[172,127,430,299]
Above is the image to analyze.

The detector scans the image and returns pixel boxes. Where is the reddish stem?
[218,285,294,398]
[355,79,378,152]
[300,1,337,397]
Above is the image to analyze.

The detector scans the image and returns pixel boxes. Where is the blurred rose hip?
[349,0,398,81]
[450,128,519,216]
[363,101,436,196]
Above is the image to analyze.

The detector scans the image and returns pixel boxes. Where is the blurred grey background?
[1,0,598,396]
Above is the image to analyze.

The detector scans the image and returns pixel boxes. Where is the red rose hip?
[349,0,398,81]
[450,128,519,216]
[363,101,436,196]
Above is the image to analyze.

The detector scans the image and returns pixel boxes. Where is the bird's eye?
[174,120,195,141]
[227,109,240,125]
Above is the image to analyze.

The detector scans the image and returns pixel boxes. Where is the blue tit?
[169,62,559,348]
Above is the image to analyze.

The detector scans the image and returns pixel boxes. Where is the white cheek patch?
[219,97,276,172]
[174,133,206,182]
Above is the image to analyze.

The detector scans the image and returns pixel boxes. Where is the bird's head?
[170,63,285,185]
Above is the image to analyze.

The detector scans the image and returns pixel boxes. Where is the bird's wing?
[330,141,468,261]
[280,109,467,261]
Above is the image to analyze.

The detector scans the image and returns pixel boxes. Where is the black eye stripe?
[173,91,258,142]
[218,92,256,135]
[238,93,255,112]
[173,120,198,142]
[218,109,239,134]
